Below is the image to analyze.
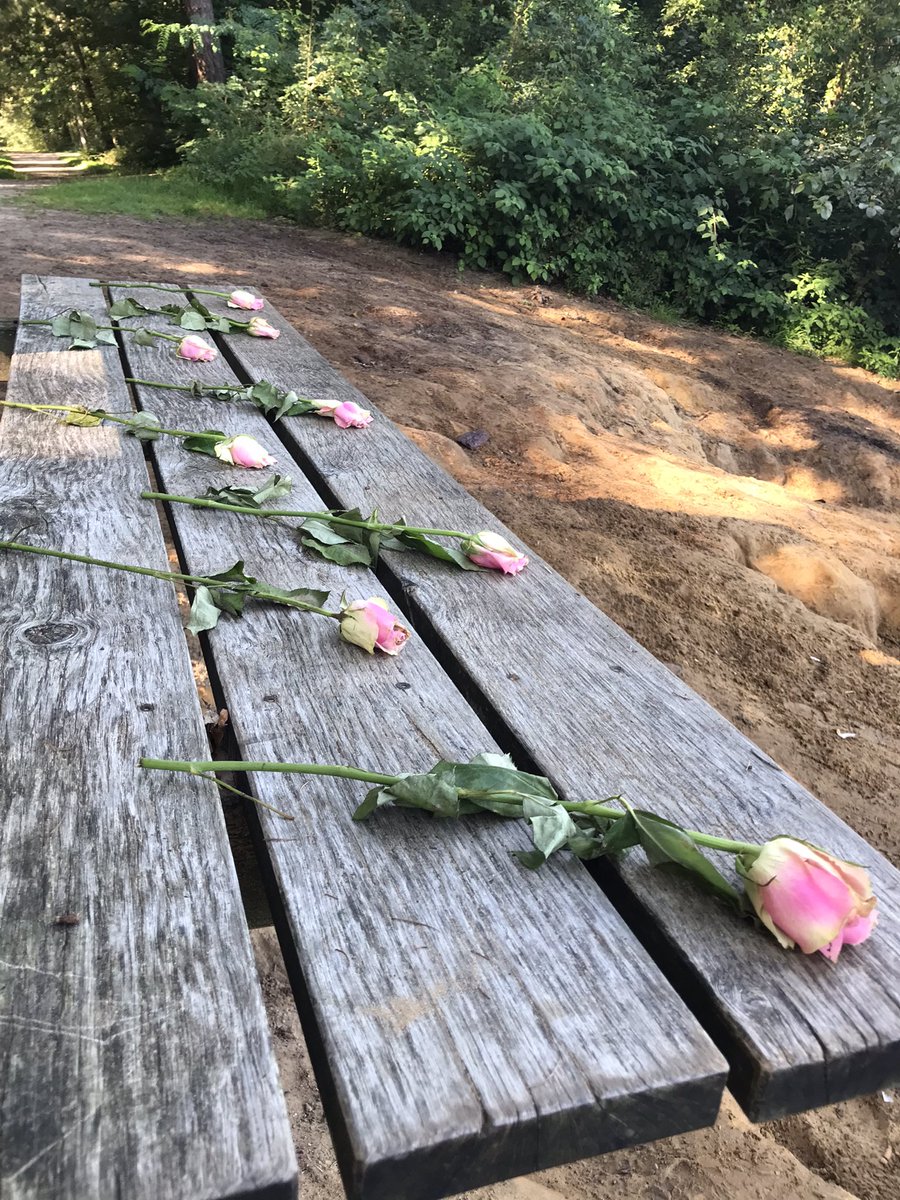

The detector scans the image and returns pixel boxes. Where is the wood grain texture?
[112,282,727,1200]
[210,290,900,1122]
[0,277,297,1200]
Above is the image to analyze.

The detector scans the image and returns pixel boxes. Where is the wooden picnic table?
[2,275,899,1200]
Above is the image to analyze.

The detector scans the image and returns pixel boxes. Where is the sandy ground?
[1,180,898,1199]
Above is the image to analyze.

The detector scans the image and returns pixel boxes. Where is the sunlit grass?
[11,169,271,220]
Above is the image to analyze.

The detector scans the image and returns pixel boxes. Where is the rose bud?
[338,401,374,428]
[339,597,409,655]
[247,317,280,339]
[740,837,878,961]
[214,434,277,469]
[177,334,217,362]
[462,531,529,575]
[227,289,265,311]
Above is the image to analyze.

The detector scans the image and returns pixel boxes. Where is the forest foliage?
[1,1,898,376]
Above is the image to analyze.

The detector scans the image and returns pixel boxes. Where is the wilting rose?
[462,531,529,575]
[340,597,409,655]
[227,289,265,311]
[214,434,276,469]
[247,317,280,339]
[740,837,878,961]
[313,398,373,428]
[177,334,217,362]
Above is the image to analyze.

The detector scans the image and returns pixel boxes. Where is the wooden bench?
[2,274,899,1200]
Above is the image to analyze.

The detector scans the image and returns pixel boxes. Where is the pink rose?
[339,597,409,655]
[463,531,529,575]
[315,399,373,428]
[214,434,276,469]
[247,317,280,339]
[227,289,265,311]
[740,837,878,961]
[177,334,217,362]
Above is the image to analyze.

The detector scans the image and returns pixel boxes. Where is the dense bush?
[2,0,898,375]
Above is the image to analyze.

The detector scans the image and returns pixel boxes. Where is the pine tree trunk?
[183,0,226,84]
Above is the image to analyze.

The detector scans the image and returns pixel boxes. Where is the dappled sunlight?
[511,405,898,560]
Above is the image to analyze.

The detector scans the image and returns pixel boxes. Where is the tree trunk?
[183,0,226,84]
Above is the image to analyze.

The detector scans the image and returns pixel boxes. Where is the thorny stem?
[140,491,474,540]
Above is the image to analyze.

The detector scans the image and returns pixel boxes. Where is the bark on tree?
[183,0,226,84]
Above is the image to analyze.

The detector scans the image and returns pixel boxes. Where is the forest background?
[1,0,898,377]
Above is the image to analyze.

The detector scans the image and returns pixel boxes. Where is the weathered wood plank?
[210,291,900,1121]
[0,277,297,1200]
[112,282,727,1200]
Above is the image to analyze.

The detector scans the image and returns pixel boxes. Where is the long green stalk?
[0,542,340,619]
[91,281,246,300]
[140,490,472,540]
[0,399,206,441]
[140,758,762,853]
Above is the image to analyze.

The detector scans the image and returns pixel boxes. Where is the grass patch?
[12,169,271,220]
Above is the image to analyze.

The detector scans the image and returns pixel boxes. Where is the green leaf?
[300,509,380,568]
[63,408,104,427]
[205,473,293,508]
[125,411,162,442]
[245,381,319,420]
[250,581,330,609]
[205,315,233,333]
[187,586,222,634]
[108,297,150,318]
[211,589,247,619]
[179,309,208,331]
[68,338,98,351]
[470,751,518,771]
[602,812,640,854]
[131,328,157,346]
[514,795,579,869]
[631,810,740,903]
[95,328,117,346]
[301,535,374,567]
[395,529,483,571]
[159,303,184,319]
[50,313,73,337]
[300,517,353,545]
[207,560,253,587]
[381,773,464,817]
[352,786,384,821]
[207,385,248,402]
[183,430,226,457]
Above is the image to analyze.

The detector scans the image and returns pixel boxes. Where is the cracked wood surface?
[208,288,900,1122]
[111,280,727,1200]
[0,276,296,1200]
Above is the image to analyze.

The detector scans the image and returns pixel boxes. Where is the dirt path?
[1,150,84,178]
[1,195,897,1199]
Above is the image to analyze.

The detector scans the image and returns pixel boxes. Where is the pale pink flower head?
[339,597,409,655]
[463,531,529,575]
[314,398,373,428]
[214,434,276,469]
[741,837,878,961]
[247,316,280,339]
[227,289,265,311]
[177,334,217,362]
